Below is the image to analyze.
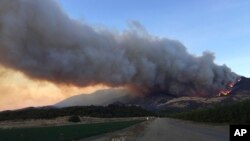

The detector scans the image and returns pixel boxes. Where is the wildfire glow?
[227,82,234,88]
[218,90,231,96]
[218,77,242,97]
[0,66,109,111]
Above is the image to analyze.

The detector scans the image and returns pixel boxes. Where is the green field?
[0,120,144,141]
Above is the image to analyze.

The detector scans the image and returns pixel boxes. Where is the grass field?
[0,120,144,141]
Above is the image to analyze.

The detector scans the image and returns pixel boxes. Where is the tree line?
[0,104,154,121]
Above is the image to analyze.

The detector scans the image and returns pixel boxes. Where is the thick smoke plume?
[0,0,238,97]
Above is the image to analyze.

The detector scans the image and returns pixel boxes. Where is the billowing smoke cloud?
[0,0,238,97]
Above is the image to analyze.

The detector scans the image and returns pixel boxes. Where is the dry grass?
[0,116,148,129]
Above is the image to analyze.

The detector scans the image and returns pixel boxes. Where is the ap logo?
[234,129,247,136]
[230,125,250,141]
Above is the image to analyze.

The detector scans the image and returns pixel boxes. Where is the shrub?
[68,115,81,122]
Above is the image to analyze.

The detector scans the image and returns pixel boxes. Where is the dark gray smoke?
[0,0,238,97]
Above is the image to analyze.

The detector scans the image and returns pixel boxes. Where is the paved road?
[136,118,229,141]
[82,118,229,141]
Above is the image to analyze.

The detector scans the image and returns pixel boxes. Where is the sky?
[0,0,250,111]
[59,0,250,77]
[0,66,108,111]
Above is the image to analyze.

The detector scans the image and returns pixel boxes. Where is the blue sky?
[59,0,250,77]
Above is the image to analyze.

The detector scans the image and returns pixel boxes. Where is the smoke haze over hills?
[0,0,238,97]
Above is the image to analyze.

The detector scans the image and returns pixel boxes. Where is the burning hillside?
[0,0,238,97]
[218,78,241,96]
[217,77,250,96]
[55,77,250,110]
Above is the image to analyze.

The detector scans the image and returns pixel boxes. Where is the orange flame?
[227,82,234,88]
[218,77,242,97]
[218,89,231,96]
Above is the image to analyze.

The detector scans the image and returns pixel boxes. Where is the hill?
[55,89,133,108]
[55,77,250,112]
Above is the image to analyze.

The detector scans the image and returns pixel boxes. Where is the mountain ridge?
[55,77,250,111]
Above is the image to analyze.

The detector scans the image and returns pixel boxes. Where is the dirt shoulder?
[0,116,150,129]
